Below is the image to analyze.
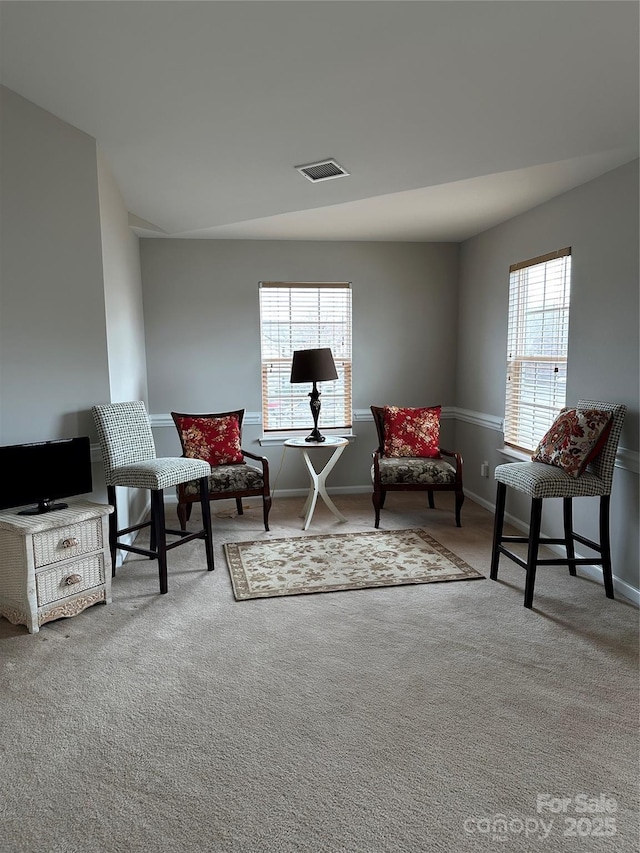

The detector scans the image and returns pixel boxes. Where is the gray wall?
[96,146,150,530]
[140,239,459,491]
[97,148,149,407]
[0,86,111,446]
[455,159,639,590]
[0,87,150,535]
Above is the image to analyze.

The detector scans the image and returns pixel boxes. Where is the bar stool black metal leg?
[490,482,506,580]
[151,490,169,594]
[563,498,576,576]
[600,495,614,599]
[200,477,215,572]
[524,499,542,608]
[149,502,157,556]
[107,485,118,577]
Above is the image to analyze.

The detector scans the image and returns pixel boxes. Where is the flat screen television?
[0,436,93,515]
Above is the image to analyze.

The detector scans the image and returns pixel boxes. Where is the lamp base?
[305,382,326,442]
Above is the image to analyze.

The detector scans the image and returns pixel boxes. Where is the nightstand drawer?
[36,555,105,606]
[32,518,103,568]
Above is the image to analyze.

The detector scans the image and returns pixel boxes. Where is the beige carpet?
[224,527,484,600]
[0,492,638,853]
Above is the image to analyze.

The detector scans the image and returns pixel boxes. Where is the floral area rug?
[223,528,484,601]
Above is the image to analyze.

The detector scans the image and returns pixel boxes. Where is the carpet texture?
[224,527,484,600]
[0,492,638,853]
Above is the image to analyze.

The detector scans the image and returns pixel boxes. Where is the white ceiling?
[1,1,638,242]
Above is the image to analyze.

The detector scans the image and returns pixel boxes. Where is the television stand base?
[18,500,68,516]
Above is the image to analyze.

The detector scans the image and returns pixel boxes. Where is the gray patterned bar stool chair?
[490,400,626,609]
[92,401,214,594]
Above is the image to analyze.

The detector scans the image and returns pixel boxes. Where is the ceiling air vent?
[295,159,350,183]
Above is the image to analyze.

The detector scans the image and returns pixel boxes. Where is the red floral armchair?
[371,405,464,528]
[171,409,271,531]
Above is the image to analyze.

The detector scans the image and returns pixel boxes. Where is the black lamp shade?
[290,348,338,383]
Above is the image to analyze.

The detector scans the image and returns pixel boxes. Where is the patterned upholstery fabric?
[372,457,456,486]
[92,401,156,481]
[494,461,607,499]
[92,401,211,489]
[532,408,612,478]
[172,413,245,467]
[383,406,441,458]
[495,401,626,499]
[110,458,211,491]
[181,464,264,497]
[575,400,626,493]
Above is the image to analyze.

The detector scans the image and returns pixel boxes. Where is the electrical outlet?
[480,461,490,478]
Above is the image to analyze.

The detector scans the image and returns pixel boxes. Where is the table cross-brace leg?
[299,445,347,530]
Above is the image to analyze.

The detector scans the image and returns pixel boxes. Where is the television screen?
[0,436,93,515]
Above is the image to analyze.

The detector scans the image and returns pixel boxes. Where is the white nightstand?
[0,500,113,633]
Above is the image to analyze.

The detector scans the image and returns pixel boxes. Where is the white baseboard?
[272,484,372,498]
[464,487,640,606]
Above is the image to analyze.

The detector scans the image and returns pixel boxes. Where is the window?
[259,282,352,433]
[504,248,571,452]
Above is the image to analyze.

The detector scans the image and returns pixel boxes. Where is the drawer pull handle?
[64,574,83,586]
[61,537,79,548]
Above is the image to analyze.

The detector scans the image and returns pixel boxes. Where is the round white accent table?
[284,436,349,530]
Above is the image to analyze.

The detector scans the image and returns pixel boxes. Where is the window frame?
[504,247,571,454]
[258,282,353,438]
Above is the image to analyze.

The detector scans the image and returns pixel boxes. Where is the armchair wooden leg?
[524,499,542,609]
[600,495,614,599]
[490,483,506,581]
[263,494,272,531]
[455,490,464,528]
[427,490,435,509]
[379,489,386,509]
[107,485,118,577]
[372,488,382,529]
[563,498,576,576]
[151,490,169,595]
[177,502,188,531]
[236,498,244,516]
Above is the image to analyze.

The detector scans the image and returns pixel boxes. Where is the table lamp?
[290,348,338,442]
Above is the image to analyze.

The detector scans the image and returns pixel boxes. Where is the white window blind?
[259,283,352,432]
[504,248,571,453]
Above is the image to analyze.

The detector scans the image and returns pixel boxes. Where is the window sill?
[497,446,532,462]
[259,432,356,446]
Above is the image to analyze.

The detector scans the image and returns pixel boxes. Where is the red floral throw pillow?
[532,408,612,478]
[173,414,244,467]
[383,406,441,458]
